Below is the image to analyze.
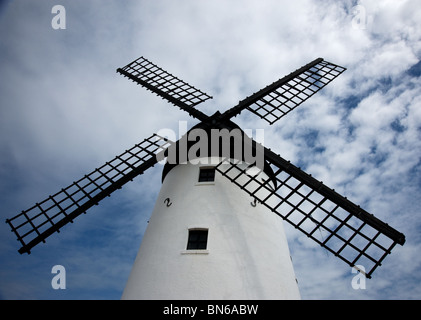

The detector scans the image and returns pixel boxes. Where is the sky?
[0,0,420,300]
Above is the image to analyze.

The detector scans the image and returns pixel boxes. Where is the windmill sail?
[117,56,212,121]
[7,53,406,281]
[222,58,346,124]
[215,152,405,278]
[6,134,172,254]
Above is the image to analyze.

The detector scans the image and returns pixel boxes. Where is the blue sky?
[0,0,420,299]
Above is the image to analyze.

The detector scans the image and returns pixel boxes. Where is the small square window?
[198,168,215,182]
[187,229,208,250]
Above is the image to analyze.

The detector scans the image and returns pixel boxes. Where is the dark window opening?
[198,168,215,182]
[187,229,208,250]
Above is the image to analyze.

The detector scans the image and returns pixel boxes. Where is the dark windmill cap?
[161,113,276,184]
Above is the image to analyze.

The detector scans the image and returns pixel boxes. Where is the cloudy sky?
[0,0,420,300]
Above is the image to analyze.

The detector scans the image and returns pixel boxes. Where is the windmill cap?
[161,117,276,184]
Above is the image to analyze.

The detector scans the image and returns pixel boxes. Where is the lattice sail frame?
[6,55,405,280]
[117,57,212,121]
[244,59,346,125]
[215,158,403,278]
[6,134,173,254]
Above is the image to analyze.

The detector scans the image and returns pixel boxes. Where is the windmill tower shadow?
[6,56,405,299]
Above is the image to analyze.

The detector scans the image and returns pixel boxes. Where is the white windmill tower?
[6,56,406,300]
[121,119,301,299]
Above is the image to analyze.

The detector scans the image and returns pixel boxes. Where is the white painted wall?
[122,157,300,299]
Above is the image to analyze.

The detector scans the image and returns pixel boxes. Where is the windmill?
[6,56,405,299]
